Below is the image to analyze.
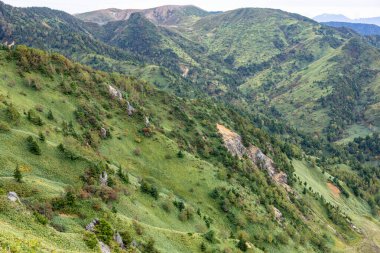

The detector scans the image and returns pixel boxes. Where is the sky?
[2,0,380,19]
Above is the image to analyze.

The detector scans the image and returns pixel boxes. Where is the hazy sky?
[3,0,380,18]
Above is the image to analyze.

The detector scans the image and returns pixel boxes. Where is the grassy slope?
[0,45,378,252]
[293,159,380,252]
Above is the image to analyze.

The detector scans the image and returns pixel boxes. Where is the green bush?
[83,231,98,249]
[34,212,48,225]
[94,219,114,244]
[6,104,20,123]
[26,136,41,155]
[0,122,11,132]
[27,109,44,126]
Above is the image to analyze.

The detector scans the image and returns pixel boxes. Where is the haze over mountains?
[314,13,380,26]
[1,1,380,252]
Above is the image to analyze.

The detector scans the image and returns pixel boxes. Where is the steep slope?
[75,5,210,26]
[0,45,373,253]
[0,1,135,63]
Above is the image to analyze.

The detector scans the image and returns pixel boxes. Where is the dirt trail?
[11,128,58,147]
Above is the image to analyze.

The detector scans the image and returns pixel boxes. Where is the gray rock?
[108,85,123,101]
[99,241,111,253]
[127,101,135,116]
[114,231,125,248]
[99,171,108,186]
[85,218,99,232]
[145,116,150,128]
[100,127,107,139]
[7,192,20,202]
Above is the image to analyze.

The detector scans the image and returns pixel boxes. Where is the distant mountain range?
[322,22,380,36]
[314,13,380,26]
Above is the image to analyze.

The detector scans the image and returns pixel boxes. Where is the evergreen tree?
[14,165,22,183]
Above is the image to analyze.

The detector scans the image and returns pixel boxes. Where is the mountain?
[3,44,377,252]
[75,5,210,26]
[1,3,380,251]
[314,14,351,23]
[323,22,380,36]
[314,14,380,26]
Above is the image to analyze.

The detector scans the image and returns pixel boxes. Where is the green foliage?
[117,167,129,184]
[0,122,11,132]
[13,165,23,183]
[140,180,159,199]
[33,212,48,225]
[6,104,20,124]
[26,136,41,155]
[203,230,215,243]
[27,109,44,126]
[94,219,114,244]
[83,231,98,249]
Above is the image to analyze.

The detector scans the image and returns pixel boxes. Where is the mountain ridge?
[314,13,380,26]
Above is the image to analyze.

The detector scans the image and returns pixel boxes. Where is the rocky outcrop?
[127,101,135,116]
[85,218,99,232]
[7,192,20,202]
[273,206,284,223]
[99,241,111,253]
[100,127,107,139]
[99,171,108,186]
[216,124,291,191]
[114,232,125,248]
[108,85,123,101]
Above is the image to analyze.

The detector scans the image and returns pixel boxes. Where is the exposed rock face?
[99,241,111,253]
[216,124,290,190]
[100,171,108,186]
[273,206,284,223]
[7,192,20,202]
[108,85,123,101]
[114,232,125,248]
[216,124,246,158]
[145,116,150,128]
[85,218,99,232]
[100,127,107,139]
[127,101,135,116]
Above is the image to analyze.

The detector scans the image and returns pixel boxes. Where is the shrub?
[140,180,159,199]
[83,231,98,249]
[27,109,44,126]
[118,167,129,184]
[0,122,10,132]
[26,136,41,155]
[34,212,48,225]
[6,104,20,123]
[14,165,23,183]
[177,150,184,158]
[204,230,215,243]
[94,219,114,244]
[47,109,54,120]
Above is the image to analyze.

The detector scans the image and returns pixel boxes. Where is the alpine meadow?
[0,1,380,253]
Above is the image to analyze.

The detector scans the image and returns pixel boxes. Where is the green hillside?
[0,2,380,252]
[1,44,377,253]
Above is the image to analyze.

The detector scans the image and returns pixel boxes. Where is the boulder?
[108,85,123,101]
[7,192,20,202]
[85,218,99,232]
[100,127,107,139]
[99,171,108,186]
[114,231,125,248]
[273,206,283,223]
[127,101,135,116]
[99,241,111,253]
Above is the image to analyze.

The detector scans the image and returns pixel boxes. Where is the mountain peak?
[75,5,209,25]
